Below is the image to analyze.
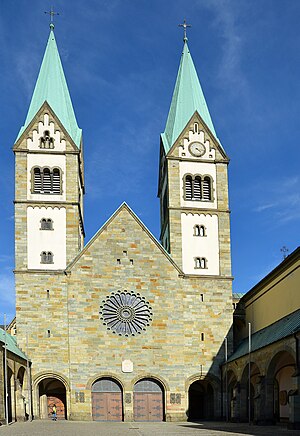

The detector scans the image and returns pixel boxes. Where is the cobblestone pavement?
[0,421,296,436]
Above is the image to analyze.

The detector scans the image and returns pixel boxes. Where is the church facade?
[13,25,233,421]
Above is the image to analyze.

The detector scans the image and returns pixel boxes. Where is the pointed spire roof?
[16,25,82,147]
[161,40,217,153]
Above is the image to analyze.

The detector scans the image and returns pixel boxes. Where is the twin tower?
[14,27,231,279]
[13,25,232,421]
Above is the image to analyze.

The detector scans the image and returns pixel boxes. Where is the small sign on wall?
[122,359,133,373]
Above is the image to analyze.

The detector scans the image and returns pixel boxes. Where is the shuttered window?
[183,174,213,202]
[185,176,193,200]
[31,167,62,194]
[202,176,211,200]
[33,168,42,193]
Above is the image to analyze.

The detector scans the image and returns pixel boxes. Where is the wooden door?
[47,396,65,420]
[92,392,122,421]
[134,392,163,421]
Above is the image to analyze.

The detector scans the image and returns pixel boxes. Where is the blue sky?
[1,0,300,322]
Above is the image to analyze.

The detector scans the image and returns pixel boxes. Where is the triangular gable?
[66,202,183,274]
[13,101,80,152]
[166,110,229,161]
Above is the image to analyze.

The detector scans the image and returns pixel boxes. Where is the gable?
[13,102,80,153]
[166,111,229,162]
[67,203,182,275]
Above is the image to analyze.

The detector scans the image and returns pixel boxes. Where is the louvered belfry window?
[41,218,53,230]
[185,175,193,200]
[32,167,61,194]
[33,168,42,193]
[184,174,212,201]
[202,176,211,201]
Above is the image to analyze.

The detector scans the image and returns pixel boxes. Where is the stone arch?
[86,373,125,392]
[186,374,221,421]
[131,373,170,393]
[266,349,296,423]
[239,361,261,422]
[33,372,69,420]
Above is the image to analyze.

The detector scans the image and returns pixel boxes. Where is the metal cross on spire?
[178,19,191,42]
[44,6,59,29]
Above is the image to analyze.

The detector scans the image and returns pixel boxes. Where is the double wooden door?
[133,392,163,421]
[92,392,122,421]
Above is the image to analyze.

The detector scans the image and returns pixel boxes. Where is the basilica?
[1,22,299,428]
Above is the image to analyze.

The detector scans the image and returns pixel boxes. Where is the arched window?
[40,218,53,230]
[195,257,207,269]
[202,176,212,201]
[183,174,213,202]
[31,167,62,194]
[52,168,61,194]
[40,251,53,264]
[39,130,54,149]
[194,225,206,237]
[185,175,193,200]
[33,167,42,193]
[194,122,199,133]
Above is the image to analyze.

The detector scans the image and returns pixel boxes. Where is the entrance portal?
[92,378,123,421]
[38,378,67,419]
[188,380,214,420]
[133,378,164,421]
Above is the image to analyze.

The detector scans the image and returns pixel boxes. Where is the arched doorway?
[133,378,164,421]
[188,380,214,420]
[266,350,296,423]
[92,378,123,421]
[38,378,67,420]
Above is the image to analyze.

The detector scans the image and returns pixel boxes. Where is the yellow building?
[224,247,300,429]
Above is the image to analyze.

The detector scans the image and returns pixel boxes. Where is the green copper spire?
[16,26,82,147]
[161,41,217,153]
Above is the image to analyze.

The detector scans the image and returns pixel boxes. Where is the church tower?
[13,24,84,351]
[13,24,84,272]
[158,33,231,279]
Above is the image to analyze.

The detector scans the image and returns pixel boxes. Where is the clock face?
[189,141,205,157]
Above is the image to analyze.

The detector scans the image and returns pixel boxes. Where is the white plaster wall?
[27,154,66,201]
[27,206,66,270]
[179,161,217,209]
[181,213,219,275]
[26,114,66,152]
[277,366,296,418]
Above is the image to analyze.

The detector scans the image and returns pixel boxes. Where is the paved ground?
[0,421,297,436]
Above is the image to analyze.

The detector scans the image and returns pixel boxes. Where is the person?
[52,404,57,421]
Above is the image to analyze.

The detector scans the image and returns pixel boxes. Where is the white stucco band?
[27,206,66,270]
[181,213,220,275]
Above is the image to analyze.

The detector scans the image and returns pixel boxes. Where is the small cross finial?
[178,19,191,42]
[280,246,289,260]
[44,6,59,29]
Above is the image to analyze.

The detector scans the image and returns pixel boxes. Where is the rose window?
[100,291,153,336]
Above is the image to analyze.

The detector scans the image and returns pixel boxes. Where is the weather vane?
[280,246,289,260]
[178,19,191,42]
[44,6,59,29]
